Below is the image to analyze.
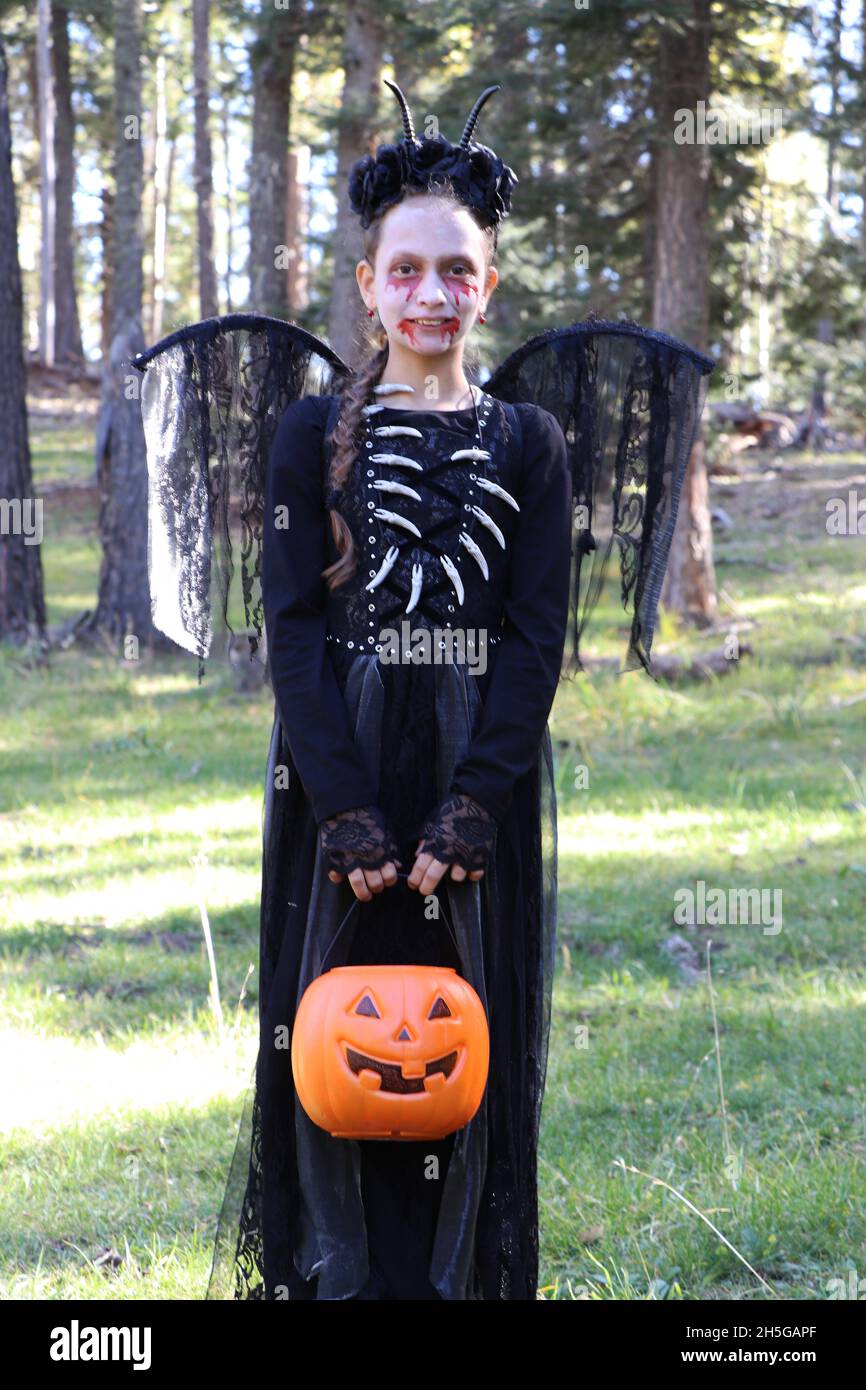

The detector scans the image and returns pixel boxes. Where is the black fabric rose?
[347,142,413,228]
[468,144,519,220]
[407,134,466,186]
[347,135,518,230]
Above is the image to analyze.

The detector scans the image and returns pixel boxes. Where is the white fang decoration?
[405,563,423,614]
[365,544,399,591]
[459,530,489,579]
[361,403,385,416]
[374,508,422,537]
[372,479,422,501]
[374,424,424,439]
[373,382,416,396]
[370,452,423,472]
[475,477,520,511]
[470,505,506,549]
[449,447,491,462]
[440,554,465,606]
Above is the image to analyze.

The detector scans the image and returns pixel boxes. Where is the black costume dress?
[130,310,714,1300]
[205,386,572,1300]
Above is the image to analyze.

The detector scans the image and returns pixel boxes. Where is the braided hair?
[322,183,497,592]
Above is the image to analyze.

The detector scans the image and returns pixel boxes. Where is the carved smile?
[345,1046,458,1094]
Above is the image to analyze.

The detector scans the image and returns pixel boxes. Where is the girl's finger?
[450,864,467,882]
[327,869,344,883]
[417,857,448,897]
[364,867,385,895]
[348,867,372,902]
[381,859,400,886]
[407,851,434,889]
[468,869,485,880]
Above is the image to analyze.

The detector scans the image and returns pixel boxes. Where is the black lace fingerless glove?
[318,804,402,876]
[416,792,497,873]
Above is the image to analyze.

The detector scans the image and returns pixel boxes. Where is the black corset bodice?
[322,390,519,682]
[261,381,572,828]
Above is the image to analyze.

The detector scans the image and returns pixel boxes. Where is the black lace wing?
[485,313,717,677]
[132,314,350,675]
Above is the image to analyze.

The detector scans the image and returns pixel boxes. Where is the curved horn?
[383,77,417,143]
[459,84,501,148]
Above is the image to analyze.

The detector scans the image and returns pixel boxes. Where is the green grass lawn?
[2,434,865,1299]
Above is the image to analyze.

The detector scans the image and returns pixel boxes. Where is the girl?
[208,80,572,1301]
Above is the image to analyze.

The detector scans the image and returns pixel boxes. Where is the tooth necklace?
[361,380,520,617]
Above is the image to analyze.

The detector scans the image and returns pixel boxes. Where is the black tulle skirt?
[205,654,558,1301]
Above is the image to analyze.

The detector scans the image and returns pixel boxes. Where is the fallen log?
[580,642,753,681]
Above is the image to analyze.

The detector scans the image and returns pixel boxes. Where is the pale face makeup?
[357,198,498,367]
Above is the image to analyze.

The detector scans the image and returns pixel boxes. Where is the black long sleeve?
[447,403,572,823]
[262,394,379,824]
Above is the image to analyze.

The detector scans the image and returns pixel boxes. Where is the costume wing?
[132,314,349,673]
[485,313,717,677]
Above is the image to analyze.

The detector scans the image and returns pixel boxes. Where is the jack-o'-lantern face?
[291,965,489,1140]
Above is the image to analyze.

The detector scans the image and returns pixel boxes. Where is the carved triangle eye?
[355,994,380,1018]
[428,997,451,1019]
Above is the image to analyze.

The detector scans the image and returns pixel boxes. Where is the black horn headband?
[347,80,518,231]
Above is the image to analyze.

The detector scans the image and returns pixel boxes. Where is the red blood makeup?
[444,277,478,304]
[396,316,461,346]
[386,272,421,301]
[396,318,421,346]
[435,317,461,340]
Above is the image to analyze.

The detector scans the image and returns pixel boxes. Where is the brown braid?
[322,184,497,592]
[321,329,390,590]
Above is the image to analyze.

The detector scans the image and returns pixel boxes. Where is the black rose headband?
[347,80,518,231]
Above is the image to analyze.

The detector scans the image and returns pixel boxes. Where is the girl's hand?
[407,850,484,897]
[328,860,401,902]
[406,792,496,895]
[319,805,403,901]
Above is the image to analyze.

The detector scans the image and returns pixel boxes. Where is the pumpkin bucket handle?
[321,871,464,973]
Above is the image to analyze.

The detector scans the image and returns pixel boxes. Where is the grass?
[2,427,865,1299]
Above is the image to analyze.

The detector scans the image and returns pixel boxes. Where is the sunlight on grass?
[128,673,210,698]
[558,807,855,861]
[4,863,261,931]
[0,795,262,852]
[0,1029,255,1133]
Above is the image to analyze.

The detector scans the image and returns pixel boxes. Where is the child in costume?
[132,80,715,1300]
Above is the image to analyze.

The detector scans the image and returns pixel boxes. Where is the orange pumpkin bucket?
[292,880,489,1140]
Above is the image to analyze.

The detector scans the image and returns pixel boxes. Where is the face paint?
[386,272,421,301]
[396,316,461,348]
[396,318,421,347]
[444,277,478,305]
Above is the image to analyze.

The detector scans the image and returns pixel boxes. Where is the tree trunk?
[861,0,866,354]
[219,59,235,313]
[193,0,218,318]
[36,0,56,367]
[99,179,114,363]
[248,10,296,317]
[805,0,843,446]
[653,0,717,626]
[150,52,169,342]
[87,0,159,656]
[327,4,385,364]
[0,35,47,644]
[285,144,310,313]
[51,2,84,363]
